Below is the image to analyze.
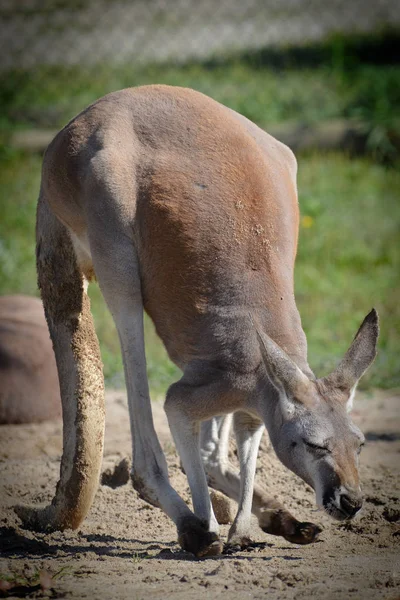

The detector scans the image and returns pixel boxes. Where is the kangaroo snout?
[339,493,363,519]
[323,487,363,521]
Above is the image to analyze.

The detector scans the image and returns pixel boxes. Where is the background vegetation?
[1,34,399,394]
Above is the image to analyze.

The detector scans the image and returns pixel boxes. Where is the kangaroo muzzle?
[323,487,363,521]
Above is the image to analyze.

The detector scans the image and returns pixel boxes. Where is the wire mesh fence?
[1,0,399,162]
[1,0,399,70]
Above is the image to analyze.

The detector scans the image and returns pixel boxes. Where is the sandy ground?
[0,389,399,599]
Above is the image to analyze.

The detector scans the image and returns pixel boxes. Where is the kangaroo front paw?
[177,515,223,558]
[283,521,322,545]
[259,508,322,545]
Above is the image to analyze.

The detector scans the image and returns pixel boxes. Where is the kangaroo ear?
[254,323,311,403]
[322,309,379,396]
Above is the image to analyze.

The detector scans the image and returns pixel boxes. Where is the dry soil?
[0,389,399,599]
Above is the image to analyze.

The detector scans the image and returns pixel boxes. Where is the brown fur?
[40,85,306,375]
[17,86,378,552]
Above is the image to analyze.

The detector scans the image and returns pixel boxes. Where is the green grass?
[1,60,400,163]
[296,154,400,388]
[2,62,399,129]
[1,149,399,392]
[1,38,399,392]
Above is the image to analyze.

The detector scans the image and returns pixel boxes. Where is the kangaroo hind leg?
[15,195,105,531]
[87,222,218,555]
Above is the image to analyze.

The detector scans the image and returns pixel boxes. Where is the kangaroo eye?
[303,439,330,454]
[357,442,365,455]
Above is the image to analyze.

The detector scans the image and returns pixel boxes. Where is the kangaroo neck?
[256,299,313,379]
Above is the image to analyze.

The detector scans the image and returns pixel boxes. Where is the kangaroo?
[16,85,379,557]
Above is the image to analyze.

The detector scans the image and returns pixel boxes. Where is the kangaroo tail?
[15,195,105,531]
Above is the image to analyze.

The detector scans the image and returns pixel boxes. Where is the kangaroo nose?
[340,494,362,518]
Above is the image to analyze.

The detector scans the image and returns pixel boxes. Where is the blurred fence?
[1,0,399,70]
[1,0,399,160]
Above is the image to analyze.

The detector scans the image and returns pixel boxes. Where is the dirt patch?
[0,389,399,599]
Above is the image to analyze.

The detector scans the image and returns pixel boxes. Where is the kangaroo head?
[256,309,379,521]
